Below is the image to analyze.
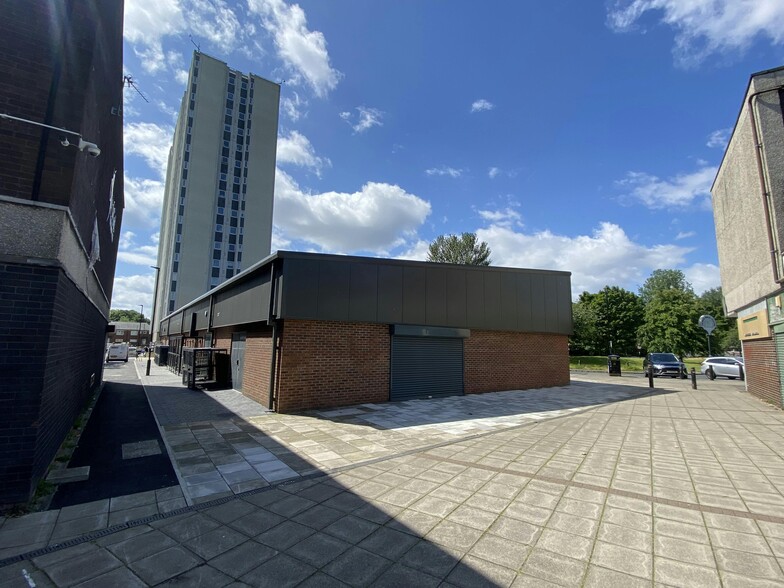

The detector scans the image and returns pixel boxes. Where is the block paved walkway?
[1,369,784,586]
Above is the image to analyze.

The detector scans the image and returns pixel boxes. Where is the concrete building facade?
[154,52,280,325]
[0,0,124,503]
[712,65,784,407]
[158,252,573,413]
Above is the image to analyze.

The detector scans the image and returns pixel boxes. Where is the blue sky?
[115,0,784,312]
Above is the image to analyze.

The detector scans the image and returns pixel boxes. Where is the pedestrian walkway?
[1,368,783,586]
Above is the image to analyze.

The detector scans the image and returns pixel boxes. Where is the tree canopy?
[569,287,643,355]
[637,288,701,357]
[110,309,149,323]
[639,269,693,305]
[427,233,492,266]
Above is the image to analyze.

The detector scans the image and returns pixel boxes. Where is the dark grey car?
[643,353,687,378]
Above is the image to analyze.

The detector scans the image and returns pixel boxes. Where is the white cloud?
[248,0,341,97]
[675,230,695,240]
[339,107,383,133]
[478,208,522,228]
[616,164,716,209]
[607,0,784,66]
[477,221,692,299]
[272,169,431,253]
[395,239,431,262]
[683,262,721,294]
[123,176,165,226]
[124,0,184,73]
[276,130,330,176]
[111,273,157,312]
[707,128,731,149]
[124,0,244,73]
[124,122,174,179]
[119,231,136,250]
[488,167,500,179]
[425,166,464,178]
[117,249,159,266]
[281,91,307,121]
[471,99,495,113]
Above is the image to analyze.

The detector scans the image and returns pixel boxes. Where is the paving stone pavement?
[2,369,784,586]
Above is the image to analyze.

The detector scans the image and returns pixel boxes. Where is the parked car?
[643,353,687,378]
[701,357,744,380]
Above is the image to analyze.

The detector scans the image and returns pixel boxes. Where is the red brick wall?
[743,338,782,408]
[275,320,389,413]
[464,331,570,394]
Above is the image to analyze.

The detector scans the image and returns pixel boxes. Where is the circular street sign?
[699,314,717,335]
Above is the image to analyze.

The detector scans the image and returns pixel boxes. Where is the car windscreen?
[650,353,678,362]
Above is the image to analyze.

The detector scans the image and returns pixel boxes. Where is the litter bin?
[608,354,622,376]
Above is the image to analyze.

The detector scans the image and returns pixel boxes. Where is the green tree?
[427,233,492,265]
[570,293,599,355]
[110,309,149,323]
[637,289,701,357]
[639,269,693,305]
[592,286,644,355]
[697,287,738,355]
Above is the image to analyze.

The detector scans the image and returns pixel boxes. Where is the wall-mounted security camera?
[78,139,101,157]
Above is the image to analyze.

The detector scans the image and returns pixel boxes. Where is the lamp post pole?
[138,304,143,352]
[146,265,161,376]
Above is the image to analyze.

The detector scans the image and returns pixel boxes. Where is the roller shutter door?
[776,333,784,406]
[391,336,464,401]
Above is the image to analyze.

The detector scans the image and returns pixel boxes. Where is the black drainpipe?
[267,260,280,410]
[748,85,784,284]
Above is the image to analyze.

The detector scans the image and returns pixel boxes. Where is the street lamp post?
[138,304,143,351]
[146,266,161,376]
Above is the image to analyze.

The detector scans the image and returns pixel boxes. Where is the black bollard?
[691,368,697,389]
[739,364,745,381]
[648,366,654,388]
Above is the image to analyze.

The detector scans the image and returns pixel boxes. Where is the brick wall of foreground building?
[464,331,570,394]
[743,338,782,408]
[0,263,104,503]
[275,320,389,413]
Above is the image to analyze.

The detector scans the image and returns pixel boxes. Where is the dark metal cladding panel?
[555,274,573,333]
[530,273,547,332]
[377,265,403,324]
[280,258,320,318]
[466,270,484,326]
[499,272,517,329]
[516,273,533,331]
[543,275,559,332]
[317,260,351,321]
[173,310,185,335]
[425,267,448,326]
[188,298,211,331]
[402,266,427,325]
[348,263,379,322]
[483,271,502,330]
[390,336,464,401]
[213,270,271,328]
[445,269,467,327]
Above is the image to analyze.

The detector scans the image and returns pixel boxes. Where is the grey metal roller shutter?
[776,333,784,405]
[391,336,464,401]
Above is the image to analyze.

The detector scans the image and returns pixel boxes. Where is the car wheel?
[728,376,736,380]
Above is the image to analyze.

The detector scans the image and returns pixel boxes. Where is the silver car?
[701,357,744,380]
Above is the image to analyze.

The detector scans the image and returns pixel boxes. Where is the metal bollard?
[691,368,697,389]
[648,366,654,388]
[739,364,745,381]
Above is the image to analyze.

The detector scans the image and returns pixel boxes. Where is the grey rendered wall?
[713,70,784,313]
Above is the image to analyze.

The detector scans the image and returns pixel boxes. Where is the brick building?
[107,322,151,348]
[712,66,784,407]
[159,251,572,413]
[0,0,124,503]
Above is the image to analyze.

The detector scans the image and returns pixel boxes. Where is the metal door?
[231,333,246,392]
[390,336,463,401]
